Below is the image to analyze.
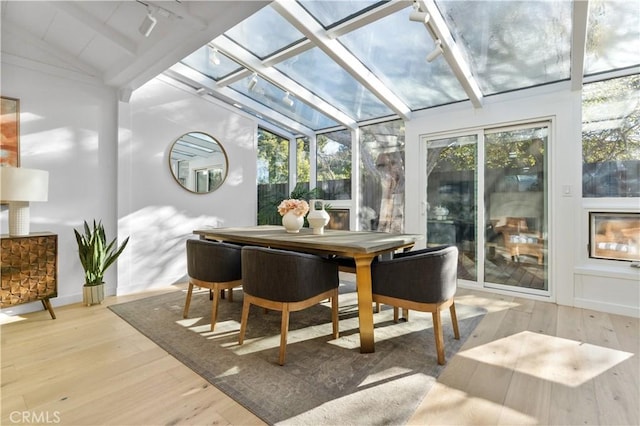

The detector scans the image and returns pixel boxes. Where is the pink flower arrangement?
[278,199,309,217]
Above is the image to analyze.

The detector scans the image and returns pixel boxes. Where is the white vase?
[282,211,304,233]
[307,199,330,235]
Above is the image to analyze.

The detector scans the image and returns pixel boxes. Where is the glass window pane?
[257,128,290,225]
[437,0,572,94]
[582,75,640,197]
[224,6,304,58]
[298,0,384,28]
[426,135,477,280]
[485,126,548,290]
[180,45,242,80]
[275,47,393,121]
[230,74,339,131]
[296,137,311,185]
[339,7,468,110]
[585,0,640,75]
[317,129,352,200]
[360,120,405,232]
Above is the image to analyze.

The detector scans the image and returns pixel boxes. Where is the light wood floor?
[2,284,638,425]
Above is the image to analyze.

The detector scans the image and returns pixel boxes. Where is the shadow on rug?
[109,278,486,425]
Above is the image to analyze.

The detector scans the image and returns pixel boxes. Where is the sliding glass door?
[426,134,478,281]
[424,122,549,294]
[484,125,548,291]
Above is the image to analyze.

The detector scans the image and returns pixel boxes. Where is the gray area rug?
[109,277,485,425]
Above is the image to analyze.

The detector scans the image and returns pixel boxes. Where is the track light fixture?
[282,92,294,107]
[247,73,258,91]
[426,39,443,62]
[139,7,157,37]
[209,47,221,66]
[409,11,430,23]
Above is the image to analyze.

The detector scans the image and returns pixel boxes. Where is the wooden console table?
[1,232,57,319]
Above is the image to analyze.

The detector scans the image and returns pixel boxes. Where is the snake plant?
[74,220,129,286]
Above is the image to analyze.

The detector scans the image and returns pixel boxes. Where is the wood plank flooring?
[2,285,638,425]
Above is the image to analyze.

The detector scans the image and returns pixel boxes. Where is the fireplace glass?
[589,212,640,261]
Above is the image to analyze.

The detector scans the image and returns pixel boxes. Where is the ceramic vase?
[307,199,330,235]
[83,283,105,306]
[282,211,304,233]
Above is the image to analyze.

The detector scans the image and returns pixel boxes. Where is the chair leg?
[210,286,221,331]
[402,308,409,321]
[331,291,339,339]
[432,310,445,365]
[279,304,290,366]
[450,301,460,339]
[228,288,234,302]
[238,298,251,345]
[393,306,399,323]
[183,283,194,318]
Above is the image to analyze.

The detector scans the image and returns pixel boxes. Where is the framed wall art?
[1,96,20,167]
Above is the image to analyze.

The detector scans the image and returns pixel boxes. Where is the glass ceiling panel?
[437,0,572,95]
[224,5,304,59]
[339,6,468,110]
[230,74,338,131]
[585,0,640,75]
[180,45,242,81]
[297,0,384,28]
[275,46,393,121]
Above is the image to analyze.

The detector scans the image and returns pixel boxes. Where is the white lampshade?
[1,167,49,236]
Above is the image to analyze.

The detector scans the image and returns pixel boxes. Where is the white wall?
[116,77,257,295]
[1,57,119,314]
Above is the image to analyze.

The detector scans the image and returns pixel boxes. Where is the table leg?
[354,255,375,353]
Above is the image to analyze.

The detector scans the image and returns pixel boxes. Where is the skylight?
[173,0,640,136]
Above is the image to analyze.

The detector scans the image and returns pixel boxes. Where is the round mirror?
[169,132,228,193]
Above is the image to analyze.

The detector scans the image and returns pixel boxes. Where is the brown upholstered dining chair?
[371,245,460,365]
[239,246,340,366]
[184,239,242,331]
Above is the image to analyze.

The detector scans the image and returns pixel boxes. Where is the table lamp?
[0,167,49,236]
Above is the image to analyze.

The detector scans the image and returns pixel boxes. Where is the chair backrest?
[241,246,338,302]
[372,245,458,304]
[186,239,242,283]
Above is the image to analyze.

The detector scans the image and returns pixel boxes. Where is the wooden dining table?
[193,225,421,353]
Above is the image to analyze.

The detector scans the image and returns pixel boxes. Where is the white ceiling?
[0,0,269,97]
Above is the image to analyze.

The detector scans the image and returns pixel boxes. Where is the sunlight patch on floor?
[359,366,414,387]
[417,381,539,425]
[215,365,241,379]
[281,372,433,425]
[458,330,633,387]
[0,313,27,324]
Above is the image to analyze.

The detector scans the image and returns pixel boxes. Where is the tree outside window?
[582,74,640,197]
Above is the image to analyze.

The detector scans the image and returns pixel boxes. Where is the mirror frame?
[168,131,229,194]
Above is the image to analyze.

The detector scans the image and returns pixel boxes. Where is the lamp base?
[8,201,31,236]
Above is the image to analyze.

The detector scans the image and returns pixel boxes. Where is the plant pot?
[83,283,105,306]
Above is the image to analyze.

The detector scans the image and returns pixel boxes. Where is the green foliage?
[317,132,352,180]
[296,138,311,182]
[582,75,640,164]
[257,129,289,184]
[289,182,321,200]
[74,220,129,286]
